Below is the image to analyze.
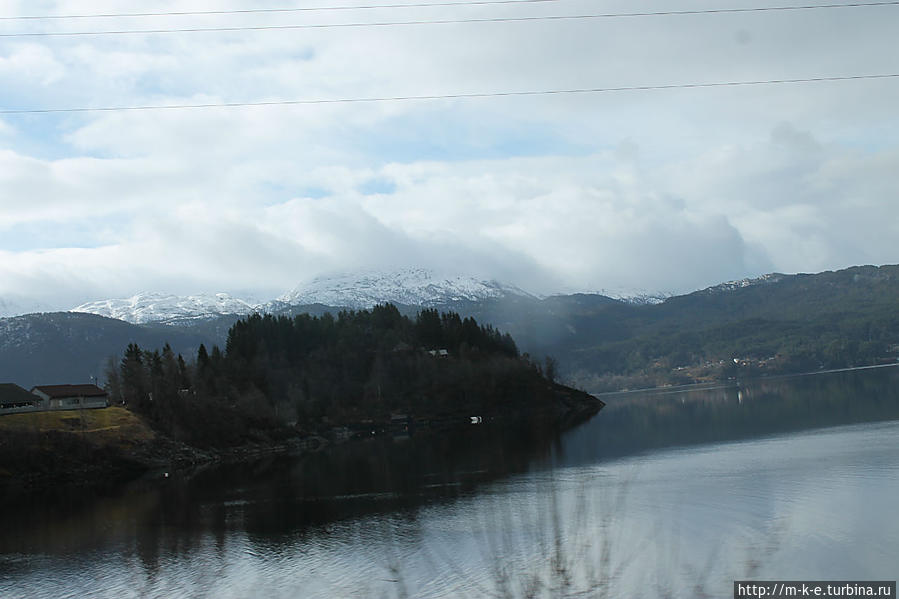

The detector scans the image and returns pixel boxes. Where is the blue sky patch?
[357,177,396,196]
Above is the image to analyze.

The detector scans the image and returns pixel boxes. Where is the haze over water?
[2,366,898,598]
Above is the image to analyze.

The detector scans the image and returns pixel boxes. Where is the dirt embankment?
[0,407,200,489]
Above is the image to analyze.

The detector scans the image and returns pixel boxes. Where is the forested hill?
[542,264,899,390]
[108,305,599,447]
[4,264,897,394]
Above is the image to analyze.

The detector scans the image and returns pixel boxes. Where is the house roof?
[31,384,107,398]
[0,383,38,405]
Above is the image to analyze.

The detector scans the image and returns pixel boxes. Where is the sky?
[1,0,897,309]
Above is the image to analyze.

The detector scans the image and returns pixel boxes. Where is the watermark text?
[734,581,896,598]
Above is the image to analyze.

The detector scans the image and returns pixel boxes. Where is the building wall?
[1,396,107,414]
[47,396,108,410]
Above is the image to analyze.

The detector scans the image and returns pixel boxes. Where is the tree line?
[105,305,558,447]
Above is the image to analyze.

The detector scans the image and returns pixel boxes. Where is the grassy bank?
[0,406,155,443]
[0,407,188,490]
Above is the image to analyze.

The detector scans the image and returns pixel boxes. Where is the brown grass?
[0,406,156,446]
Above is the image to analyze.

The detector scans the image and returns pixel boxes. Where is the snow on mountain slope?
[58,271,788,326]
[66,269,535,324]
[594,288,672,305]
[71,292,260,324]
[704,273,785,294]
[277,268,536,309]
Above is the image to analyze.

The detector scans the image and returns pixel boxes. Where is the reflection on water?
[561,365,899,466]
[1,367,898,598]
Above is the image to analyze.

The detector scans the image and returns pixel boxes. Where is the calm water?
[2,367,898,598]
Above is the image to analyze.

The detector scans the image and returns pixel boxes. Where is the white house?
[30,384,109,411]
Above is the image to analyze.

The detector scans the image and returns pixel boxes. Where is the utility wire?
[0,2,896,37]
[2,73,896,115]
[0,0,566,21]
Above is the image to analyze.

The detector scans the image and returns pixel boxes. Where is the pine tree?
[120,343,147,409]
[177,354,190,391]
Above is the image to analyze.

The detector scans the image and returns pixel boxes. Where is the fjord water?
[2,367,898,598]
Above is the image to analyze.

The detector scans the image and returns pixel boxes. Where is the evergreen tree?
[177,354,190,390]
[197,343,210,371]
[104,356,122,404]
[416,308,443,348]
[120,343,147,409]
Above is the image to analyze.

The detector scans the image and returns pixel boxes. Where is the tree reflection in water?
[1,366,897,598]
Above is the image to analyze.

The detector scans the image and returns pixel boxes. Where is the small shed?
[31,384,109,411]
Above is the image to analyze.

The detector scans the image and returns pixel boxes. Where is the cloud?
[0,43,64,86]
[0,150,197,225]
[358,155,772,293]
[0,150,764,304]
[664,124,899,274]
[0,1,897,306]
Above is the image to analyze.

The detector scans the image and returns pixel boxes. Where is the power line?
[0,0,565,21]
[2,73,896,115]
[1,2,896,37]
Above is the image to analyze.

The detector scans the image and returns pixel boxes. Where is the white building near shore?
[0,383,109,414]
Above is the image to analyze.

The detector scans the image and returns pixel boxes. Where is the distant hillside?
[3,264,898,392]
[355,265,899,390]
[552,265,899,390]
[0,313,214,388]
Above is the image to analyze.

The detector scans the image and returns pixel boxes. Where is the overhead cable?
[0,2,897,37]
[0,0,566,21]
[2,73,897,115]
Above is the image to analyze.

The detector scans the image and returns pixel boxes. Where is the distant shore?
[592,361,899,400]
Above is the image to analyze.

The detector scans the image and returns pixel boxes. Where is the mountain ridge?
[71,292,261,325]
[4,264,897,391]
[64,269,795,325]
[276,268,536,309]
[68,269,540,324]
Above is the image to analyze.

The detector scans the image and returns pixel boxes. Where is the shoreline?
[0,384,603,496]
[591,361,899,399]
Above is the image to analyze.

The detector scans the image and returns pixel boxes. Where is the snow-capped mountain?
[704,273,785,294]
[586,285,673,305]
[617,293,670,306]
[66,270,535,325]
[59,271,789,327]
[595,289,672,305]
[71,292,261,325]
[276,268,536,309]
